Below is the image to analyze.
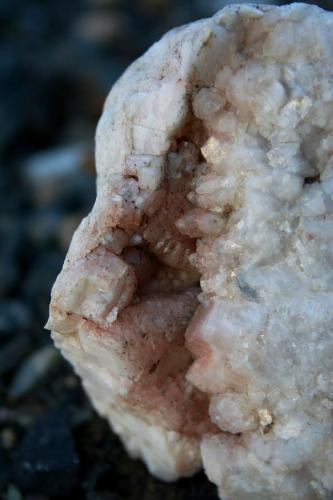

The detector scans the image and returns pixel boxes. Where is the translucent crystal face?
[48,3,333,498]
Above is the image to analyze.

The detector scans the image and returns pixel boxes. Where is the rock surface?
[47,3,333,499]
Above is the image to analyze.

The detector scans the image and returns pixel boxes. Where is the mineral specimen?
[47,3,333,498]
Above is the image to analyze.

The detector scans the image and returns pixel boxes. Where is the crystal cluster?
[47,4,333,498]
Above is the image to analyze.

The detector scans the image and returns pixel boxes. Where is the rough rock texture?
[47,3,333,499]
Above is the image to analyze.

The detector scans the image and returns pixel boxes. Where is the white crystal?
[47,3,333,499]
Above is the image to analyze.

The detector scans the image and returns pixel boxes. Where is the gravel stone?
[13,411,79,496]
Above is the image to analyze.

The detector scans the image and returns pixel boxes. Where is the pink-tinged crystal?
[47,3,333,498]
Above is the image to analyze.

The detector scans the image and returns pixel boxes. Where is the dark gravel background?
[0,1,332,499]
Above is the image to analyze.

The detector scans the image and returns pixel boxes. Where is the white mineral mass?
[47,3,333,498]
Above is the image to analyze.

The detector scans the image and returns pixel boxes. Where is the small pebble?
[0,428,16,449]
[22,143,89,204]
[9,346,61,399]
[0,335,31,376]
[0,301,31,337]
[13,410,79,496]
[64,375,79,388]
[3,485,23,500]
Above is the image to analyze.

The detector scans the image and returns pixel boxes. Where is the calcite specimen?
[47,3,333,498]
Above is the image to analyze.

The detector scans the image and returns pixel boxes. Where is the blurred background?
[0,1,332,499]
